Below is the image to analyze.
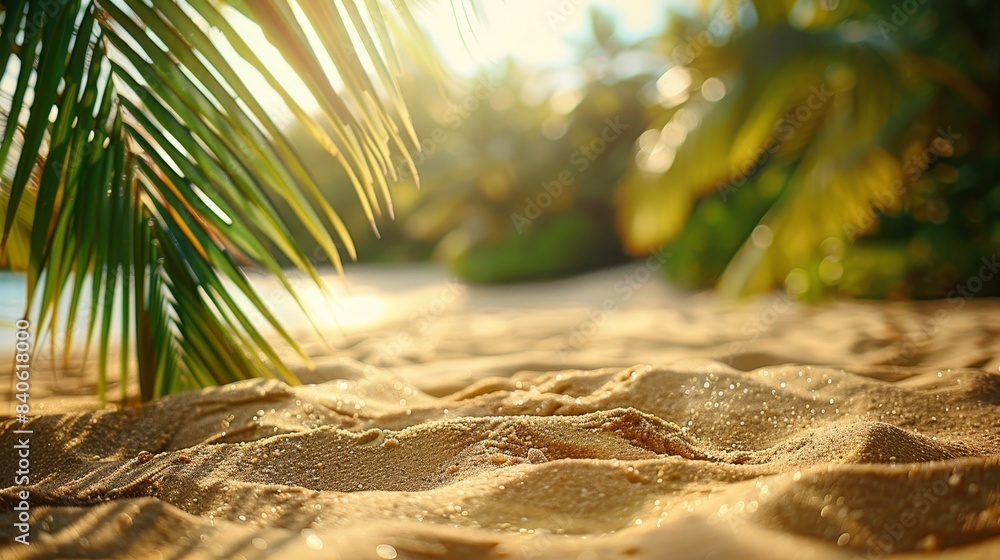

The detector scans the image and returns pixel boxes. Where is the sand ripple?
[2,361,998,559]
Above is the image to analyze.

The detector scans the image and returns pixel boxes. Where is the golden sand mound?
[1,267,998,559]
[2,362,998,559]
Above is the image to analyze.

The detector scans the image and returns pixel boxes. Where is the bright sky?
[424,0,673,73]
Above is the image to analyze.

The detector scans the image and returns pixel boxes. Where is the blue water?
[0,272,27,353]
[0,272,27,320]
[0,272,107,354]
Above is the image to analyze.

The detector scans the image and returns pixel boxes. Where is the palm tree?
[0,0,460,403]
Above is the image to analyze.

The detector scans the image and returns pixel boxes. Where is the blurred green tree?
[282,10,654,282]
[616,0,998,299]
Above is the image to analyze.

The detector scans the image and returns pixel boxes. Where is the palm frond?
[0,0,459,402]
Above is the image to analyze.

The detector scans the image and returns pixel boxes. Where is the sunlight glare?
[212,1,673,128]
[421,0,670,74]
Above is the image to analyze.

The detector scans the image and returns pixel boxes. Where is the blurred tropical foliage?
[616,0,999,299]
[283,10,648,282]
[0,0,454,402]
[282,0,997,299]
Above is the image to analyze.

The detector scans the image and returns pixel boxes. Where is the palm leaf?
[0,1,463,403]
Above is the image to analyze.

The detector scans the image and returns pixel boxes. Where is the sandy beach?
[1,264,998,559]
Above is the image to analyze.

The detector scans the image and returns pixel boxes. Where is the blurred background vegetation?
[280,0,998,300]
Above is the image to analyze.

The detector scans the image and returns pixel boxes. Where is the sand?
[1,265,998,559]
